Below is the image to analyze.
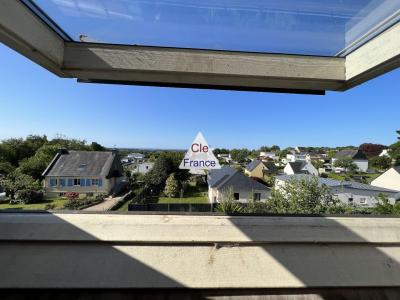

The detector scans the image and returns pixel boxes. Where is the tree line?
[0,135,106,200]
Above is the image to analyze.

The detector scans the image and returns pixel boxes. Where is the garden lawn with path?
[0,198,68,210]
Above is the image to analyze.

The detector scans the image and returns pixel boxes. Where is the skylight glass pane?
[31,0,400,56]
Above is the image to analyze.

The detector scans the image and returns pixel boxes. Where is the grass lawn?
[158,196,208,204]
[327,173,347,181]
[327,172,381,184]
[0,198,68,210]
[363,173,381,183]
[158,182,208,204]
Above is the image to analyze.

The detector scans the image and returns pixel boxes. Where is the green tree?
[0,138,34,166]
[278,148,291,159]
[164,173,180,198]
[333,157,358,173]
[91,142,106,151]
[259,146,271,152]
[24,135,48,153]
[230,148,249,163]
[311,160,324,170]
[18,155,49,180]
[144,152,188,192]
[0,172,41,199]
[271,145,280,151]
[213,148,229,156]
[17,144,63,180]
[0,161,15,176]
[269,177,346,214]
[369,156,392,170]
[390,141,400,165]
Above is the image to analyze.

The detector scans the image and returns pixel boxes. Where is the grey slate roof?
[263,161,278,172]
[276,174,398,194]
[42,150,123,178]
[208,166,268,191]
[218,172,269,191]
[208,166,236,188]
[288,161,309,174]
[335,149,367,160]
[245,160,262,172]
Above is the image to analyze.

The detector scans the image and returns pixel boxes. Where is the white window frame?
[1,1,399,95]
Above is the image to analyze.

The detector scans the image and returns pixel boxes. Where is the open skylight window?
[29,0,400,56]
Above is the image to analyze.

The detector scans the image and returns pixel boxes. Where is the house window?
[49,178,57,187]
[253,193,261,201]
[73,179,81,186]
[60,178,65,187]
[348,198,354,205]
[234,193,240,200]
[92,179,99,186]
[359,198,367,205]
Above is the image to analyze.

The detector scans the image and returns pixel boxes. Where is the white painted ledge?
[1,212,400,288]
[1,212,400,243]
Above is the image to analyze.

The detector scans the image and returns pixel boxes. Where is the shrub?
[63,196,103,210]
[216,187,243,214]
[372,194,400,215]
[164,173,180,198]
[243,199,270,214]
[15,189,43,204]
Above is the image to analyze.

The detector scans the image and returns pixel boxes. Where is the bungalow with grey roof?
[42,149,125,198]
[275,174,399,207]
[208,166,270,203]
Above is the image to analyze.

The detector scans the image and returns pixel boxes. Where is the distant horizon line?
[0,134,390,151]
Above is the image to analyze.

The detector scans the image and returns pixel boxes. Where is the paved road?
[83,195,123,212]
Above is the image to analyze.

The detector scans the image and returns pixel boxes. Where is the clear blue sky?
[0,43,399,150]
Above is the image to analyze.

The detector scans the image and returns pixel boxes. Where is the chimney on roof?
[58,148,68,155]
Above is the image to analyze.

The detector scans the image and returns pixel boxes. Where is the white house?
[286,151,308,163]
[332,149,368,172]
[130,162,154,174]
[371,167,400,191]
[275,174,399,207]
[208,166,270,203]
[217,153,232,164]
[126,153,145,162]
[259,152,278,160]
[284,161,318,176]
